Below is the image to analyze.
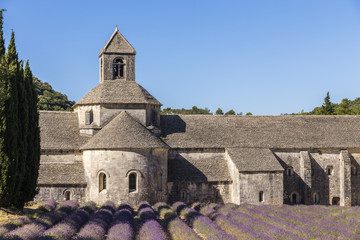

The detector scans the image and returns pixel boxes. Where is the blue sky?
[2,0,360,115]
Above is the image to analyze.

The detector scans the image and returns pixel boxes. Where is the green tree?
[321,91,335,115]
[335,98,353,115]
[215,108,224,115]
[21,61,40,203]
[225,109,235,115]
[246,112,253,115]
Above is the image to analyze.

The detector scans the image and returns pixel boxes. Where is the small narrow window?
[99,172,106,191]
[64,190,71,201]
[313,192,320,204]
[259,191,264,202]
[351,165,357,176]
[180,190,187,201]
[327,166,333,175]
[287,167,294,176]
[157,172,162,192]
[214,189,220,199]
[85,110,93,125]
[129,173,137,192]
[113,58,125,79]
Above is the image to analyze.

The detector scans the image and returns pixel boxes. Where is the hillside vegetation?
[33,76,75,111]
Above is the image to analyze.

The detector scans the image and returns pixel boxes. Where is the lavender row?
[218,205,301,240]
[173,202,236,240]
[137,202,167,240]
[156,202,201,240]
[200,205,266,240]
[0,199,57,237]
[106,204,134,240]
[236,204,324,239]
[74,200,115,240]
[252,204,359,238]
[266,204,360,237]
[39,201,96,240]
[3,200,79,240]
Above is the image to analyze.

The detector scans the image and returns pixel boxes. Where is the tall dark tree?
[0,9,5,57]
[21,61,40,203]
[321,91,335,115]
[0,25,20,207]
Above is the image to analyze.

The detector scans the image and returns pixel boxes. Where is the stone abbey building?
[36,28,360,206]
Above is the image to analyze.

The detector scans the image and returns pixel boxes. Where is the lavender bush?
[159,205,201,240]
[74,201,115,240]
[200,205,265,240]
[39,202,96,240]
[107,205,134,240]
[137,206,167,240]
[0,216,31,237]
[180,206,237,240]
[3,200,79,240]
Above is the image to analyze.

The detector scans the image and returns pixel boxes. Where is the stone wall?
[35,186,86,202]
[167,182,231,204]
[225,150,240,204]
[83,149,168,205]
[239,172,283,205]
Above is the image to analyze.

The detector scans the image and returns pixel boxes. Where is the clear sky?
[2,0,360,115]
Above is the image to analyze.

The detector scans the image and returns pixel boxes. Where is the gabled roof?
[74,80,161,106]
[226,148,283,172]
[160,115,360,149]
[99,27,136,56]
[168,153,231,182]
[39,111,88,150]
[81,111,168,150]
[38,162,86,185]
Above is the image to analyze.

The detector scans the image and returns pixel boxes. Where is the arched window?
[327,166,333,175]
[313,192,320,204]
[99,172,106,191]
[113,58,125,79]
[129,173,137,192]
[180,190,187,201]
[259,191,264,202]
[351,165,357,176]
[64,190,71,201]
[287,167,294,176]
[290,192,299,204]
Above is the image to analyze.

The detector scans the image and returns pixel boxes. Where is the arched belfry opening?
[113,58,125,79]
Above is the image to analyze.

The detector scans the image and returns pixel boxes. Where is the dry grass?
[0,202,40,223]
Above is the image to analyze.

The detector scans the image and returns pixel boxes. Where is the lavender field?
[1,199,360,240]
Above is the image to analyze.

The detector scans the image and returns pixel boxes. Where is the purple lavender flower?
[180,206,237,240]
[39,203,95,240]
[107,208,134,240]
[74,202,115,240]
[137,219,167,240]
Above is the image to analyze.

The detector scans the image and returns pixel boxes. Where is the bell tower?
[99,26,136,83]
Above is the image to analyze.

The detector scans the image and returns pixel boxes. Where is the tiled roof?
[81,111,168,150]
[161,115,360,149]
[74,80,161,106]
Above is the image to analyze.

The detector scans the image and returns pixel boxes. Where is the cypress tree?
[22,60,40,203]
[0,28,20,207]
[0,9,5,57]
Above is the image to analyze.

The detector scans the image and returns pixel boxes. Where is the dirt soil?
[0,203,40,223]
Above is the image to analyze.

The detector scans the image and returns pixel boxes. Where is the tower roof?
[74,80,161,106]
[81,111,168,150]
[99,26,136,56]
